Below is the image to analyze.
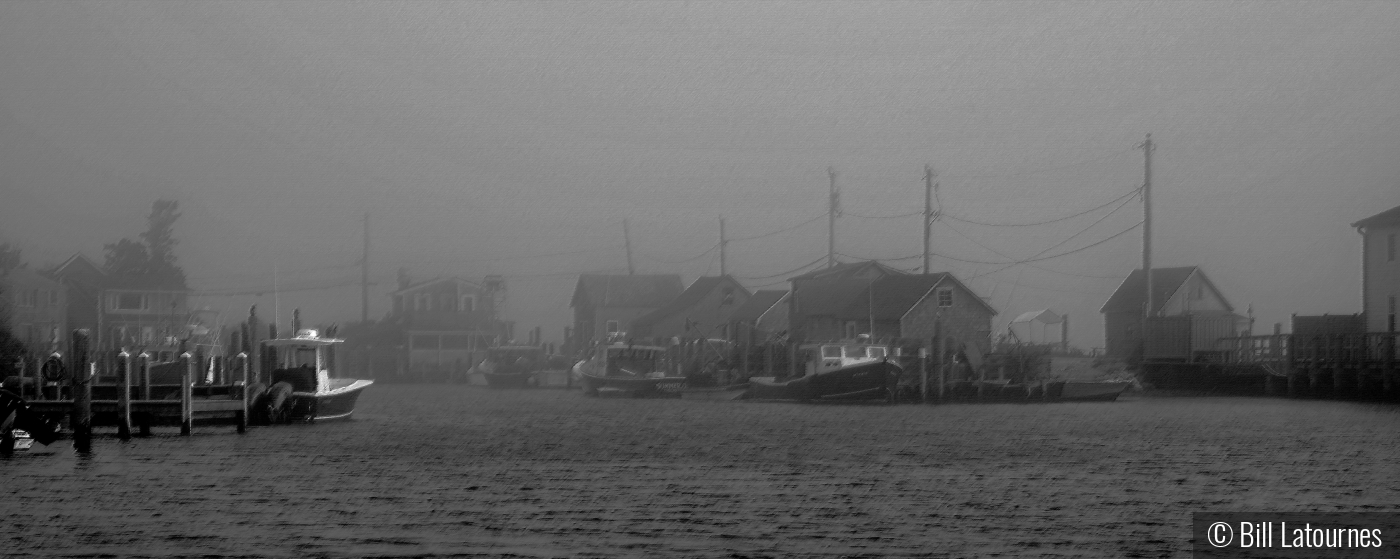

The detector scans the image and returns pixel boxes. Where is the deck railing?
[1215,332,1399,367]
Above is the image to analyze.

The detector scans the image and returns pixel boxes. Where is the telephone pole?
[923,165,936,275]
[719,216,727,277]
[361,212,369,323]
[828,167,838,269]
[1141,133,1155,320]
[623,219,635,275]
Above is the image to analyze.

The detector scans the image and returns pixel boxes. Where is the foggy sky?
[2,1,1397,348]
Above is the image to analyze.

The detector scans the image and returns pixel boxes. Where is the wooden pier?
[1143,331,1399,400]
[10,330,250,451]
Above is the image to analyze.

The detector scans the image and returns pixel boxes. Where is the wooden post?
[976,348,986,401]
[1383,334,1396,400]
[740,324,750,378]
[236,352,249,434]
[919,345,929,403]
[180,352,194,436]
[117,350,132,440]
[936,333,947,401]
[1332,334,1345,398]
[71,329,92,453]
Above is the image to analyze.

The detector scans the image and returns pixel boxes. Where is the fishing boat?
[259,329,373,422]
[744,342,901,403]
[478,345,545,388]
[573,342,687,397]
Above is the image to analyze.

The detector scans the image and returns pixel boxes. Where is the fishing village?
[4,162,1398,453]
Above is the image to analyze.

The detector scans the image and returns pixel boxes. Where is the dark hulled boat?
[744,342,901,403]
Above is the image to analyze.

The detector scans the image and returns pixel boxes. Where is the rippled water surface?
[5,385,1399,558]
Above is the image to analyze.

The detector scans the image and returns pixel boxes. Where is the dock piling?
[117,350,132,441]
[180,352,194,436]
[137,352,152,436]
[235,352,249,434]
[71,330,92,453]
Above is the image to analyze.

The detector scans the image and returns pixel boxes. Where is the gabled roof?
[1352,204,1400,229]
[571,274,685,309]
[1099,266,1231,314]
[790,260,906,282]
[631,275,747,331]
[729,290,788,323]
[390,276,484,296]
[50,253,104,280]
[799,272,997,320]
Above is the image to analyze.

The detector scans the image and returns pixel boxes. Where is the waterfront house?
[1,267,68,356]
[48,252,196,360]
[1099,266,1242,361]
[726,289,789,343]
[570,274,684,346]
[792,271,997,357]
[1352,204,1400,333]
[788,261,906,343]
[630,275,751,340]
[388,275,507,373]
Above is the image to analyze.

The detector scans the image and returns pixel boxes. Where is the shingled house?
[570,274,684,347]
[1100,266,1243,360]
[630,275,750,340]
[387,276,507,373]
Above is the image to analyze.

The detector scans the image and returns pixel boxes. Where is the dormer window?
[460,294,476,313]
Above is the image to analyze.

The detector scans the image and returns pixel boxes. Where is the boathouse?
[570,274,684,347]
[1352,204,1400,333]
[1100,266,1245,361]
[630,275,751,340]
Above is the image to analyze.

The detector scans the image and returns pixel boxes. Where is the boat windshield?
[842,346,867,359]
[821,346,841,359]
[867,347,887,359]
[606,347,661,376]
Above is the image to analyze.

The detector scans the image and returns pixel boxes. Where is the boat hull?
[1053,381,1130,402]
[678,383,749,401]
[745,360,900,403]
[579,372,687,397]
[287,380,373,421]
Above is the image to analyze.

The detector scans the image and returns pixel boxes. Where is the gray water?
[5,386,1399,558]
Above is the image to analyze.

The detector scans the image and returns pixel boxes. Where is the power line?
[729,213,826,242]
[734,255,827,281]
[640,243,718,264]
[939,185,1142,227]
[843,210,922,220]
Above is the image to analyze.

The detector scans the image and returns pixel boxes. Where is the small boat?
[573,343,687,397]
[1,387,61,452]
[478,345,546,388]
[1049,381,1130,402]
[260,329,373,422]
[743,342,901,403]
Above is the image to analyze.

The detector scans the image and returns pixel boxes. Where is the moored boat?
[1049,380,1130,402]
[743,342,901,403]
[260,329,373,422]
[574,343,687,397]
[478,345,545,388]
[1,386,61,452]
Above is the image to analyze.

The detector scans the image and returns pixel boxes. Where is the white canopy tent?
[1008,309,1067,348]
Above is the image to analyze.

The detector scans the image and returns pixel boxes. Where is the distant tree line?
[103,199,188,288]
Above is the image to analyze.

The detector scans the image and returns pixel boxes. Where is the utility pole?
[1141,133,1154,321]
[828,166,838,269]
[361,212,369,324]
[719,216,727,277]
[623,219,635,275]
[924,165,936,275]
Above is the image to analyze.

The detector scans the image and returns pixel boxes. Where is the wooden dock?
[10,330,249,452]
[1143,331,1399,400]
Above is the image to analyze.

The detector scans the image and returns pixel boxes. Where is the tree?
[102,199,187,288]
[0,242,23,275]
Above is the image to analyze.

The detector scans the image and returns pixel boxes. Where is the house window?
[721,287,735,306]
[460,295,476,313]
[18,290,37,308]
[140,326,155,344]
[605,320,620,334]
[113,293,147,311]
[937,287,953,308]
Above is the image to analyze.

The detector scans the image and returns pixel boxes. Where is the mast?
[719,216,727,277]
[361,212,369,324]
[623,219,635,275]
[1142,134,1154,319]
[923,165,935,274]
[828,167,838,269]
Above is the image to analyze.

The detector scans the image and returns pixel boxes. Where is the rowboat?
[258,329,373,422]
[744,342,901,403]
[573,343,687,397]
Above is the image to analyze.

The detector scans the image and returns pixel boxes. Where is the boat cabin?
[801,343,891,376]
[262,330,343,393]
[601,344,667,377]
